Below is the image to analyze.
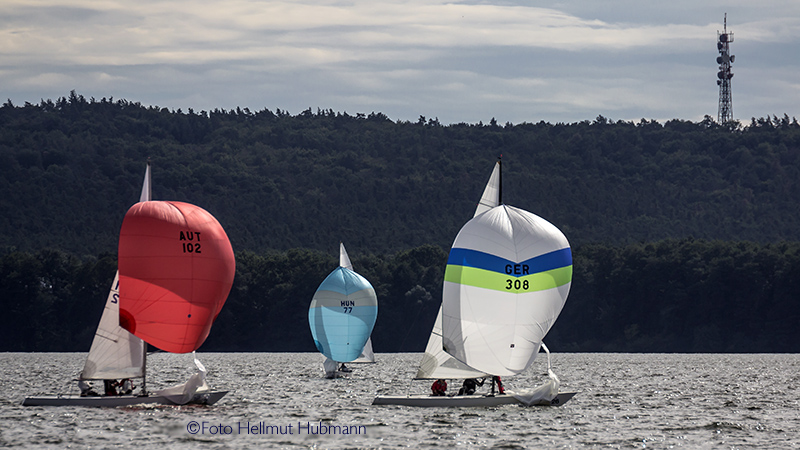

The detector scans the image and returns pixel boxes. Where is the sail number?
[180,230,202,253]
[506,279,530,290]
[342,300,354,313]
[505,264,530,290]
[111,279,119,303]
[182,243,202,253]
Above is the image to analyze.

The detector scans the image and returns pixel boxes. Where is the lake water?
[2,352,798,449]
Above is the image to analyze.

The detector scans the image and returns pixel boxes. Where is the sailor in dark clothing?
[457,378,485,395]
[494,376,505,394]
[104,380,118,396]
[431,379,447,396]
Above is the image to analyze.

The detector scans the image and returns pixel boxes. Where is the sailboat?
[23,162,234,407]
[309,243,378,378]
[373,159,576,407]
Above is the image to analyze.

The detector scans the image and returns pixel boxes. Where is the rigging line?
[398,300,432,395]
[396,297,430,352]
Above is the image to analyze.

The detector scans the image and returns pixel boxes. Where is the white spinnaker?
[80,163,151,380]
[441,205,571,376]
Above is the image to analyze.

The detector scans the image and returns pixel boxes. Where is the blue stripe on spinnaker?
[446,247,572,276]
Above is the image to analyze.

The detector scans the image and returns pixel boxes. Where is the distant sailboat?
[374,159,576,407]
[23,162,234,407]
[310,243,378,378]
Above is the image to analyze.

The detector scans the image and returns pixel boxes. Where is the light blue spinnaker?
[309,244,378,363]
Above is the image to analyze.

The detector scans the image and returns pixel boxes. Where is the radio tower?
[716,14,735,123]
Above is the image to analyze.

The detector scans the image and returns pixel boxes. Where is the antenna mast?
[716,14,735,123]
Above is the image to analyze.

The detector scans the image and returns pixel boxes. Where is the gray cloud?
[1,0,798,124]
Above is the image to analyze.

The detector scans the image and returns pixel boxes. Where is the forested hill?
[2,93,800,256]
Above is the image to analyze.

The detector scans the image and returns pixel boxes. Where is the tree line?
[1,93,800,257]
[2,92,800,353]
[2,239,799,353]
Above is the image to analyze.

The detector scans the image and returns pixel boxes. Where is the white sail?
[415,307,487,379]
[474,160,500,217]
[441,204,572,376]
[80,272,146,379]
[414,161,501,379]
[352,337,375,363]
[80,163,151,380]
[154,353,210,405]
[322,357,339,378]
[374,161,575,407]
[339,242,352,270]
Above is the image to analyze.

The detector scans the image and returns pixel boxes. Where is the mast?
[139,160,152,395]
[497,156,502,205]
[141,346,148,395]
[141,160,152,201]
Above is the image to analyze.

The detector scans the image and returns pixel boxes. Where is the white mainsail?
[353,337,375,363]
[80,163,151,380]
[414,161,502,379]
[474,160,500,217]
[339,242,352,270]
[415,307,487,379]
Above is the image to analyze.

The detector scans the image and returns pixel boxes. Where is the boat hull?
[22,390,227,407]
[372,391,576,407]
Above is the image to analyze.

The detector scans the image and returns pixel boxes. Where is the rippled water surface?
[2,353,799,449]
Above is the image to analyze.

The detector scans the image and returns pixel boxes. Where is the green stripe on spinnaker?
[444,264,572,293]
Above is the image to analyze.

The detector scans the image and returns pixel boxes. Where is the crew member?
[431,379,447,396]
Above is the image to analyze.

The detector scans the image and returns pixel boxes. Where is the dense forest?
[2,240,799,353]
[1,92,800,353]
[2,92,800,255]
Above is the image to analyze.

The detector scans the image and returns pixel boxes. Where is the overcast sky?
[2,0,799,125]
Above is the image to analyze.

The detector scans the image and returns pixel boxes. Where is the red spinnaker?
[118,201,235,353]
